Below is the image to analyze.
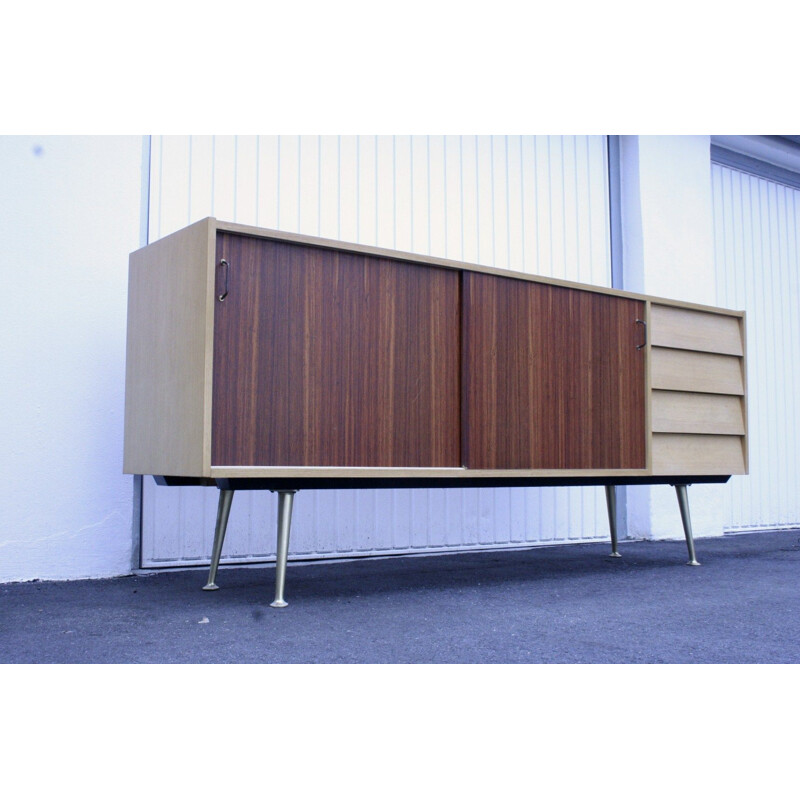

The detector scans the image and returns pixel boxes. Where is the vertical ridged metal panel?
[712,163,800,531]
[142,136,613,567]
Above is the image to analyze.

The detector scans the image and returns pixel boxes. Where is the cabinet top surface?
[132,217,744,317]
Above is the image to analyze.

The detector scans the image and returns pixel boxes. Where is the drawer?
[652,390,745,435]
[651,347,744,395]
[652,434,746,475]
[650,304,743,356]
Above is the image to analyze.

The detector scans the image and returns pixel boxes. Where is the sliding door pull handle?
[635,318,647,350]
[218,259,230,302]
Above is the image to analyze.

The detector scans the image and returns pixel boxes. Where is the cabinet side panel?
[123,219,211,476]
[211,234,461,467]
[462,273,646,470]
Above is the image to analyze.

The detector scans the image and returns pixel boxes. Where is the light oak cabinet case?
[124,218,748,606]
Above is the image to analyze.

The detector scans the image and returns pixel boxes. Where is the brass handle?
[218,259,229,302]
[635,318,647,350]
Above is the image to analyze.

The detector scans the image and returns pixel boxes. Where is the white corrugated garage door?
[141,135,614,568]
[712,162,800,531]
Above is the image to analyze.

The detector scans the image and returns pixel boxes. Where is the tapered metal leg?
[674,484,701,566]
[270,490,296,608]
[203,489,234,590]
[605,485,622,557]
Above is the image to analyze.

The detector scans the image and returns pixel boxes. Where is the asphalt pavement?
[2,529,798,663]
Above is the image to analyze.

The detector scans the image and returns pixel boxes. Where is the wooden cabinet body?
[123,218,748,485]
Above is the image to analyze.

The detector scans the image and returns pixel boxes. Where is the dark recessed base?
[154,474,731,491]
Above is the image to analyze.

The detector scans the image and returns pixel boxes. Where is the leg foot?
[605,485,621,558]
[674,484,701,566]
[203,489,234,591]
[271,490,295,608]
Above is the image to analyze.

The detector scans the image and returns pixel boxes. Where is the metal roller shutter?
[712,161,800,531]
[141,135,614,568]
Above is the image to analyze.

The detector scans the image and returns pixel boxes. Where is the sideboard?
[123,217,748,606]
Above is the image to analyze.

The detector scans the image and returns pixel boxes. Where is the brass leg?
[203,489,234,590]
[674,484,701,566]
[605,485,621,557]
[270,490,296,608]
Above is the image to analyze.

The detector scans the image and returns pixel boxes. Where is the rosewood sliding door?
[211,234,461,467]
[212,236,643,472]
[462,273,646,470]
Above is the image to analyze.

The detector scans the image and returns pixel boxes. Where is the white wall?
[0,136,143,581]
[620,135,726,540]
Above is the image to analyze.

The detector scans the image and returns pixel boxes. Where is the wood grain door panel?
[212,234,461,467]
[462,273,646,469]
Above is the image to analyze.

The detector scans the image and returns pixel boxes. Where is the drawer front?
[650,304,743,356]
[649,304,747,476]
[651,348,744,395]
[651,434,746,476]
[652,391,745,435]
